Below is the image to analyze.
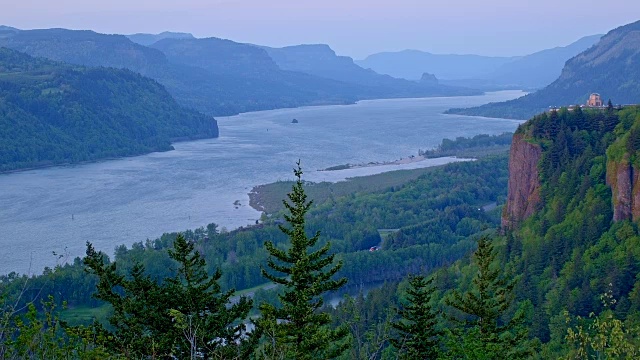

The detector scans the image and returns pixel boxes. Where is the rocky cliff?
[606,133,640,222]
[502,133,542,229]
[607,155,633,221]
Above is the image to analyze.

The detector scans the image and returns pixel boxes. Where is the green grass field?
[60,304,112,325]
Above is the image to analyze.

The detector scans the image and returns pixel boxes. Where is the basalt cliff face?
[503,131,638,229]
[501,133,542,229]
[606,150,640,222]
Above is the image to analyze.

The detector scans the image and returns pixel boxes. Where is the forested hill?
[484,105,640,345]
[447,20,640,119]
[0,47,218,172]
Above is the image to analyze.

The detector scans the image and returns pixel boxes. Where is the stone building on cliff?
[587,93,603,107]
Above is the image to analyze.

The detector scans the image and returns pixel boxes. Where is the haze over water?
[0,91,525,275]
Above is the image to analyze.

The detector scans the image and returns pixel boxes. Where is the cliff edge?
[502,133,542,229]
[606,123,640,222]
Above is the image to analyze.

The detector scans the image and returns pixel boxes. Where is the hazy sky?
[2,0,639,59]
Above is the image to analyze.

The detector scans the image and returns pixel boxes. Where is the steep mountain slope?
[0,47,218,172]
[448,21,640,119]
[356,50,516,80]
[126,31,195,46]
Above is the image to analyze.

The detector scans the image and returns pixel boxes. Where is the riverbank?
[249,156,471,214]
[320,153,432,171]
[0,91,525,275]
[0,133,218,175]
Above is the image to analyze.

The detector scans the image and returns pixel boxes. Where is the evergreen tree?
[84,234,254,359]
[257,161,350,359]
[390,275,442,359]
[445,235,534,359]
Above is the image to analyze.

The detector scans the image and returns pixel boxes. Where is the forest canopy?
[0,47,218,172]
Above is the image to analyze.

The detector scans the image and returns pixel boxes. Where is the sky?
[2,0,639,59]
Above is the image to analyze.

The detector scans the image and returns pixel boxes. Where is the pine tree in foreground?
[445,235,535,359]
[390,275,442,359]
[84,234,255,359]
[257,161,350,360]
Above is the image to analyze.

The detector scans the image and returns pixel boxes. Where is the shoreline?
[249,156,473,214]
[217,91,491,119]
[319,153,441,172]
[0,90,523,276]
[0,134,217,176]
[3,90,524,176]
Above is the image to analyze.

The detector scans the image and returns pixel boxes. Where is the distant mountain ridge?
[481,34,602,89]
[0,47,218,172]
[356,50,515,80]
[358,35,602,90]
[0,29,354,115]
[446,21,640,119]
[0,27,479,116]
[0,28,168,73]
[0,25,19,37]
[152,37,282,77]
[260,43,470,95]
[126,31,195,46]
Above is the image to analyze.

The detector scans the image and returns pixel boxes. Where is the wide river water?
[0,91,526,275]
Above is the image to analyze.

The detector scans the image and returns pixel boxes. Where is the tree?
[561,286,640,359]
[445,235,534,359]
[257,161,350,359]
[84,234,255,359]
[390,275,442,359]
[1,294,112,360]
[330,283,398,360]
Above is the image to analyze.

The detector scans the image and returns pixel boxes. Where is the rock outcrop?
[419,72,439,86]
[606,155,640,222]
[502,133,542,229]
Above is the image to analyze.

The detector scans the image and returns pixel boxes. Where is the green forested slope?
[0,155,508,310]
[512,106,640,345]
[3,114,640,357]
[429,106,640,357]
[0,47,218,172]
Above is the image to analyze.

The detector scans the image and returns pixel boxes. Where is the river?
[0,90,526,275]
